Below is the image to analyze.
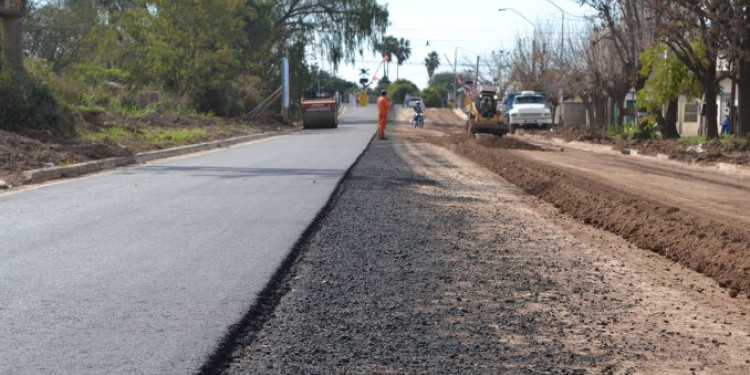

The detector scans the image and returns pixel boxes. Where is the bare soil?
[409,109,750,298]
[224,115,750,374]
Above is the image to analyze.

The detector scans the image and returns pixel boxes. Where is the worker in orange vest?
[376,89,394,140]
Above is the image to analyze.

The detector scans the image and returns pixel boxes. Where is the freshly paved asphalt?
[0,105,377,374]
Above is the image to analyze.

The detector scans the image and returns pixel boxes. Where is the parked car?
[406,97,424,108]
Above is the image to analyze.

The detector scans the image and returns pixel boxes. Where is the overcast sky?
[318,0,596,89]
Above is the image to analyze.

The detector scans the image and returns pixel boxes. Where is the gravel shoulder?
[223,123,750,374]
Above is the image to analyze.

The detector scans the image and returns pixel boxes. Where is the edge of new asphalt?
[194,132,376,375]
[20,105,352,187]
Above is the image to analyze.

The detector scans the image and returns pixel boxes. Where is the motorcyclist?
[412,100,424,127]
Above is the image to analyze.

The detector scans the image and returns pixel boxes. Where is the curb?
[23,128,301,185]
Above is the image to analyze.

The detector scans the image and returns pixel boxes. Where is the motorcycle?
[411,110,425,128]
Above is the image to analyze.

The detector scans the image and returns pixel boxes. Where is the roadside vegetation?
[1,0,389,138]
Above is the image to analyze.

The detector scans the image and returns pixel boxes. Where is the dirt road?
[221,112,749,374]
[413,109,750,297]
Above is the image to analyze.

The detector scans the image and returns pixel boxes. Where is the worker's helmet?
[380,89,387,96]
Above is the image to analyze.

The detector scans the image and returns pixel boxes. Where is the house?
[676,58,735,137]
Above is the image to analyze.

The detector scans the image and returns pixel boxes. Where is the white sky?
[318,0,596,89]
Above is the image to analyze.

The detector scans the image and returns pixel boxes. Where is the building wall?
[677,77,735,137]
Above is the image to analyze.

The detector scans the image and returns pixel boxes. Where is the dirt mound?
[421,133,750,298]
[543,124,616,144]
[474,134,543,150]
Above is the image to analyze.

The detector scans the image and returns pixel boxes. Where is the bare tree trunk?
[702,79,720,139]
[663,98,679,139]
[1,15,24,70]
[737,62,750,137]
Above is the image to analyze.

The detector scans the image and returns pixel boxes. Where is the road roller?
[301,90,338,129]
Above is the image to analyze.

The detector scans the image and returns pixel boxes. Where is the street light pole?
[497,8,535,30]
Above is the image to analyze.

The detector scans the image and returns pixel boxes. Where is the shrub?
[420,86,447,108]
[0,70,73,135]
[386,79,419,104]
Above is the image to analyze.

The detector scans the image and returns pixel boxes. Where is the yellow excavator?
[466,89,508,136]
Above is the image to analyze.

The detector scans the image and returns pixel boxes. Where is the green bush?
[0,70,73,135]
[386,79,419,104]
[420,86,447,108]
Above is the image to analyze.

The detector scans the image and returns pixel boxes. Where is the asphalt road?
[0,105,376,374]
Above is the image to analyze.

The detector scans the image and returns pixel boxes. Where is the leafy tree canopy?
[386,79,419,104]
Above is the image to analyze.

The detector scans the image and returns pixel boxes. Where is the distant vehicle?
[504,91,552,134]
[406,97,423,108]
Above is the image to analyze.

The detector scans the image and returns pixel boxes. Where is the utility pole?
[475,56,480,90]
[0,0,26,70]
[454,48,458,104]
[281,57,289,121]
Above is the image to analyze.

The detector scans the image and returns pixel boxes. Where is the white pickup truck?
[506,91,552,133]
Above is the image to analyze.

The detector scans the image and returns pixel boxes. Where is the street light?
[497,8,536,30]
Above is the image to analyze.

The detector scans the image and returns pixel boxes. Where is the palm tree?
[374,36,411,81]
[394,38,411,80]
[425,51,440,80]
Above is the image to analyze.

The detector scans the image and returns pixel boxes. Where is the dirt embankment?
[432,133,750,298]
[407,110,750,297]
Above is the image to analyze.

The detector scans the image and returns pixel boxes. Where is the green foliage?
[0,70,73,134]
[425,51,441,79]
[420,87,447,108]
[78,125,131,142]
[17,0,391,124]
[78,125,207,148]
[115,104,160,118]
[386,79,419,104]
[429,72,456,93]
[374,35,411,66]
[637,44,700,113]
[24,0,100,72]
[142,128,208,147]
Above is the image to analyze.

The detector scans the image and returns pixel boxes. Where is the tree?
[264,0,387,71]
[636,43,700,138]
[507,23,556,92]
[421,86,447,108]
[393,37,411,80]
[429,72,455,93]
[386,79,418,105]
[424,51,440,80]
[705,2,750,137]
[374,35,411,80]
[580,0,657,126]
[114,0,249,114]
[24,0,98,72]
[653,0,722,138]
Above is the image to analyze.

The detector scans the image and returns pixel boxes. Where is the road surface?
[224,120,750,374]
[0,105,377,374]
